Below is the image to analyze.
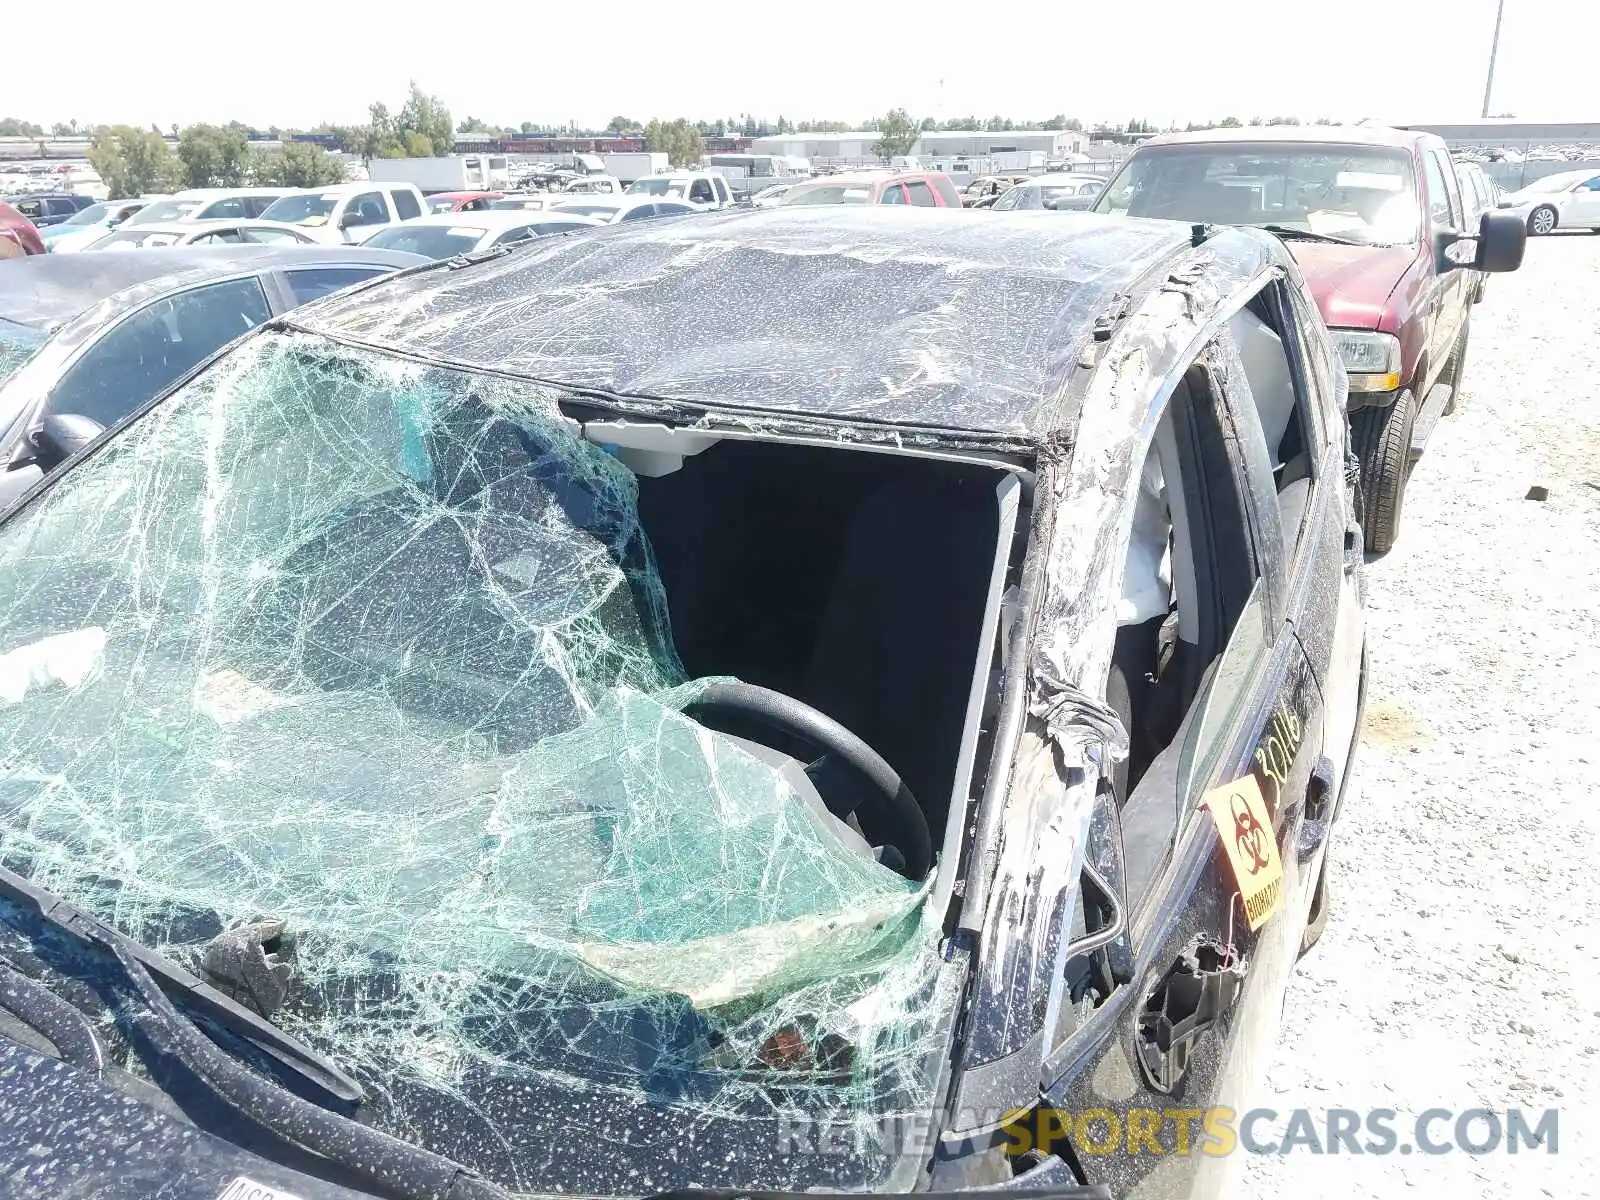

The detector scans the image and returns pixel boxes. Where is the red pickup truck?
[1089,126,1525,551]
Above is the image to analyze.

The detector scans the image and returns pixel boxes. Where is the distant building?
[749,128,1088,162]
[1394,120,1600,149]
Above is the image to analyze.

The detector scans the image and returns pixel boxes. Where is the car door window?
[44,277,273,430]
[1230,285,1320,563]
[283,267,388,305]
[241,228,304,245]
[689,179,714,204]
[1427,150,1465,228]
[201,198,247,220]
[621,204,657,221]
[491,226,536,246]
[1112,356,1268,914]
[879,185,907,205]
[713,177,730,203]
[244,197,276,218]
[14,200,41,219]
[390,189,422,221]
[347,192,387,227]
[1421,152,1454,229]
[905,180,937,207]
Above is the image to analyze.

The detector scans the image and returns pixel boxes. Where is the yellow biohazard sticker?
[1200,772,1285,932]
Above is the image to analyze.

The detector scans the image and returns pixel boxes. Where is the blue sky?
[5,0,1591,130]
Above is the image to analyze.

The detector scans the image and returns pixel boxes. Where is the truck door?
[1421,148,1470,386]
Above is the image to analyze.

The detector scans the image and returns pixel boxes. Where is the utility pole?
[1481,0,1506,119]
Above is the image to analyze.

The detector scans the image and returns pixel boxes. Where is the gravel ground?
[1242,233,1600,1198]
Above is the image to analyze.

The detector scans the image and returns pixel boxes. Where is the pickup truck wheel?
[1352,389,1416,555]
[1528,205,1558,235]
[1443,319,1470,416]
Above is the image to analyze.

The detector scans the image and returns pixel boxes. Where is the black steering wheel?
[683,681,932,880]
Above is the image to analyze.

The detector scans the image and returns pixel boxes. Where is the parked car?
[625,171,735,208]
[0,208,1364,1200]
[78,220,320,250]
[1090,125,1525,551]
[257,183,429,245]
[426,191,504,214]
[562,174,624,195]
[1497,167,1600,236]
[0,201,45,259]
[124,188,293,226]
[0,245,425,506]
[748,182,796,207]
[1,193,95,228]
[361,211,603,259]
[489,194,564,212]
[778,170,964,207]
[548,196,701,224]
[988,172,1107,211]
[36,199,152,250]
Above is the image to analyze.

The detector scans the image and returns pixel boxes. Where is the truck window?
[689,179,714,204]
[1421,152,1454,229]
[391,190,422,221]
[905,181,938,207]
[1430,150,1464,228]
[712,177,730,203]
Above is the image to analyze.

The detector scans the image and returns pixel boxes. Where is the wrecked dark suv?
[0,209,1365,1200]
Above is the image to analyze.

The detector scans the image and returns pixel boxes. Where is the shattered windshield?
[0,330,952,1193]
[1094,144,1423,245]
[0,319,44,385]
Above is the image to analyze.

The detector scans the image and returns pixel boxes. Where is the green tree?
[519,121,538,135]
[608,116,643,134]
[177,122,252,187]
[397,82,454,155]
[87,125,181,199]
[251,142,347,188]
[0,117,44,137]
[871,108,920,160]
[643,118,705,167]
[1218,116,1243,128]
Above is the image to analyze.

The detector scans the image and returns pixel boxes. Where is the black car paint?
[0,212,1363,1200]
[0,1038,372,1200]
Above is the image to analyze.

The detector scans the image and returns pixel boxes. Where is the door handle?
[1343,523,1362,575]
[1135,938,1245,1094]
[1296,757,1337,863]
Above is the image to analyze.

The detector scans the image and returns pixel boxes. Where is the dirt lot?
[1243,233,1600,1197]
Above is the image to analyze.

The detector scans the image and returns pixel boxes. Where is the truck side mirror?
[1436,210,1525,275]
[32,412,106,470]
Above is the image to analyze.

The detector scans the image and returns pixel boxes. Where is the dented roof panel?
[290,208,1196,440]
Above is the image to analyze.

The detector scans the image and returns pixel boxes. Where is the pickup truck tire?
[1443,319,1470,416]
[1352,388,1416,555]
[1528,205,1558,236]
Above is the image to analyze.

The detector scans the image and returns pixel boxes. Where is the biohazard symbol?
[1231,792,1270,875]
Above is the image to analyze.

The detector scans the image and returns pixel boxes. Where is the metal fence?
[1480,159,1600,190]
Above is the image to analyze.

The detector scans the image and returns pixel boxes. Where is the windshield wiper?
[1257,224,1366,246]
[0,865,510,1200]
[0,863,361,1112]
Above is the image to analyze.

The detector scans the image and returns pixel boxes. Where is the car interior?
[212,378,1020,885]
[1108,289,1307,913]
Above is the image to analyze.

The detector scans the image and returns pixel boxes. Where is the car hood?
[1286,241,1415,330]
[0,1040,368,1200]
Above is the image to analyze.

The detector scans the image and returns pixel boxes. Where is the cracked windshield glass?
[0,330,956,1193]
[0,319,44,386]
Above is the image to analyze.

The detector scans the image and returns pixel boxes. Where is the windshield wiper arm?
[0,863,361,1112]
[0,864,509,1200]
[1257,224,1365,246]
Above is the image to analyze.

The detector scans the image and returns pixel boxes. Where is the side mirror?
[1438,210,1526,274]
[339,209,365,229]
[32,412,106,469]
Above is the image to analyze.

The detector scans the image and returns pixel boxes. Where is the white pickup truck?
[624,172,734,209]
